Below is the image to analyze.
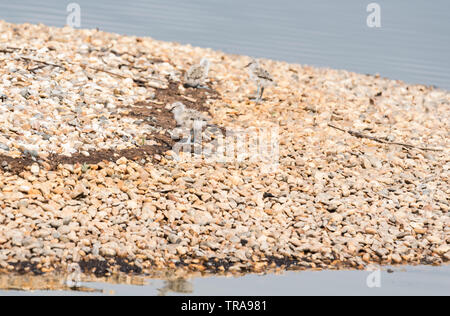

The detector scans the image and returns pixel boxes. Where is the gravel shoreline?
[0,21,448,278]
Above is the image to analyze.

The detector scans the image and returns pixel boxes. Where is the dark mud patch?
[126,80,219,127]
[4,257,143,277]
[6,261,45,276]
[4,256,313,278]
[0,134,173,176]
[125,101,177,130]
[0,77,220,175]
[0,154,37,175]
[5,253,442,279]
[47,134,173,167]
[155,80,218,113]
[174,255,358,275]
[78,257,143,277]
[78,259,110,277]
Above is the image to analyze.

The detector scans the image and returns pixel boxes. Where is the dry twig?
[3,46,167,88]
[20,57,67,71]
[328,123,443,152]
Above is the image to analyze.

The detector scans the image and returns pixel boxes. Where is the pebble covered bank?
[0,21,448,280]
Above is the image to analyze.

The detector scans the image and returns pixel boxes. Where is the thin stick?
[7,46,36,51]
[20,57,66,71]
[83,65,166,85]
[85,65,128,79]
[181,95,197,103]
[29,64,48,73]
[0,47,36,53]
[328,123,443,152]
[145,100,164,105]
[6,48,167,88]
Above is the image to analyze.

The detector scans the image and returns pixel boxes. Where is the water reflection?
[0,265,449,295]
[0,272,100,293]
[157,278,193,296]
[0,271,143,293]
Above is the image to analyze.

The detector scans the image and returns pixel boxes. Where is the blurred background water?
[1,0,450,90]
[0,0,449,295]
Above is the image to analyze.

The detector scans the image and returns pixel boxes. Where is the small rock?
[168,234,181,244]
[190,210,213,225]
[444,252,450,261]
[126,200,139,209]
[116,157,128,165]
[365,227,378,235]
[58,226,71,235]
[435,244,449,255]
[391,253,402,263]
[100,246,116,257]
[50,219,63,228]
[30,164,40,175]
[167,209,182,221]
[70,184,86,199]
[426,236,441,244]
[235,249,247,261]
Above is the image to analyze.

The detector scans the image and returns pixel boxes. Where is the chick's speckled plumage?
[168,102,210,129]
[184,58,210,88]
[247,59,273,84]
[245,59,275,102]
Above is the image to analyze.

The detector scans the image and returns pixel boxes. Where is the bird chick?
[166,102,210,144]
[184,58,210,88]
[245,59,274,103]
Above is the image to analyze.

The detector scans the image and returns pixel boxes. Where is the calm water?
[1,0,450,90]
[0,1,449,295]
[0,265,449,296]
